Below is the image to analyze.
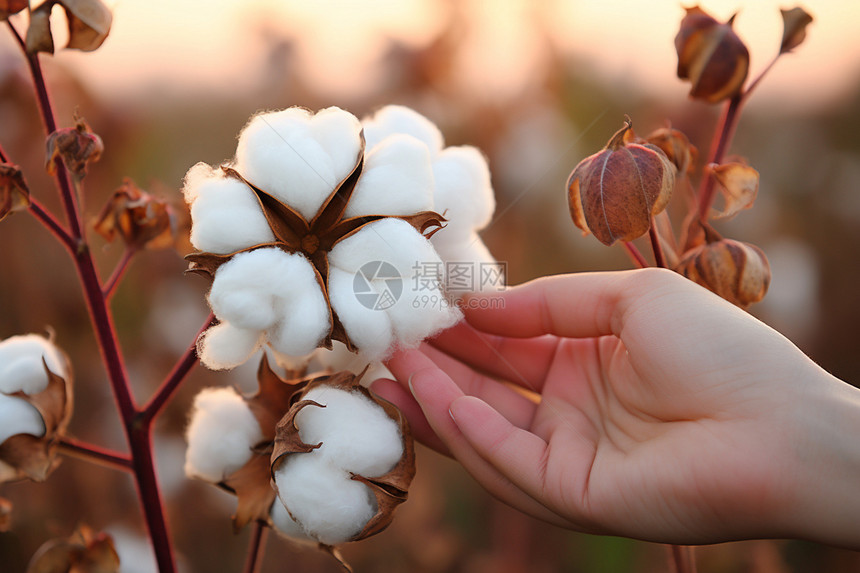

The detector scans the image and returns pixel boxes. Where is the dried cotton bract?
[0,334,73,484]
[184,105,500,370]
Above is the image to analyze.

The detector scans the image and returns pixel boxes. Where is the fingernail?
[407,373,417,398]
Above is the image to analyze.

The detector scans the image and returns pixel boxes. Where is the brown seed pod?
[45,115,103,181]
[270,370,415,552]
[675,6,750,103]
[93,178,178,250]
[0,163,30,222]
[643,126,697,176]
[567,116,674,246]
[26,524,120,573]
[676,236,770,309]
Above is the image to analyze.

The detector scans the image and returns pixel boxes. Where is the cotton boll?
[309,342,392,385]
[327,268,393,361]
[183,164,275,254]
[432,146,495,237]
[274,453,376,545]
[207,249,330,359]
[0,334,67,395]
[362,105,444,155]
[197,322,262,371]
[0,394,46,445]
[184,387,263,483]
[345,135,434,218]
[235,108,362,221]
[297,387,402,477]
[269,499,313,544]
[432,234,504,292]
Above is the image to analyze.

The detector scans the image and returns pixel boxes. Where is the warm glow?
[6,0,859,107]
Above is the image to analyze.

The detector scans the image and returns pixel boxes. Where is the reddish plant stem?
[241,521,269,573]
[139,313,215,425]
[669,544,697,573]
[695,54,782,223]
[7,21,83,240]
[1,129,77,252]
[695,94,742,221]
[56,436,132,472]
[622,242,649,269]
[9,24,178,573]
[29,199,78,252]
[648,221,666,268]
[103,247,137,299]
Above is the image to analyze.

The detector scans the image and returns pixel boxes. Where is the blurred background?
[1,0,859,571]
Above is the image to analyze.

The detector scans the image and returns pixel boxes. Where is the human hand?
[371,268,860,548]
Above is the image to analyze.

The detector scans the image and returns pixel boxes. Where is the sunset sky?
[3,0,858,108]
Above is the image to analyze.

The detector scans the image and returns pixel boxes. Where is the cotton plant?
[0,334,73,484]
[181,105,500,567]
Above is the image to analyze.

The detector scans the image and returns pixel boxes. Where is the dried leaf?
[45,115,103,180]
[0,496,11,532]
[93,178,178,250]
[27,524,120,573]
[709,162,759,219]
[25,2,54,55]
[0,162,30,222]
[0,0,28,20]
[780,7,813,54]
[675,6,749,103]
[60,0,112,51]
[218,453,277,532]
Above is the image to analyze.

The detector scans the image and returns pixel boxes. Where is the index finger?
[463,268,680,340]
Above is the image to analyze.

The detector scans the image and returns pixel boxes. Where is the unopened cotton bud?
[567,117,674,245]
[676,237,770,309]
[675,6,749,103]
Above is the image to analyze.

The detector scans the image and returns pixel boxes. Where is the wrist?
[780,370,860,549]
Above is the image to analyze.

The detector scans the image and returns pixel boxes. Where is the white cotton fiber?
[0,393,46,445]
[362,105,444,155]
[269,499,313,543]
[197,322,262,371]
[309,342,392,386]
[345,134,434,218]
[184,387,263,483]
[431,146,495,239]
[0,334,67,395]
[207,248,331,360]
[183,163,275,254]
[234,107,362,221]
[274,453,377,545]
[327,267,394,361]
[297,387,402,477]
[328,219,460,360]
